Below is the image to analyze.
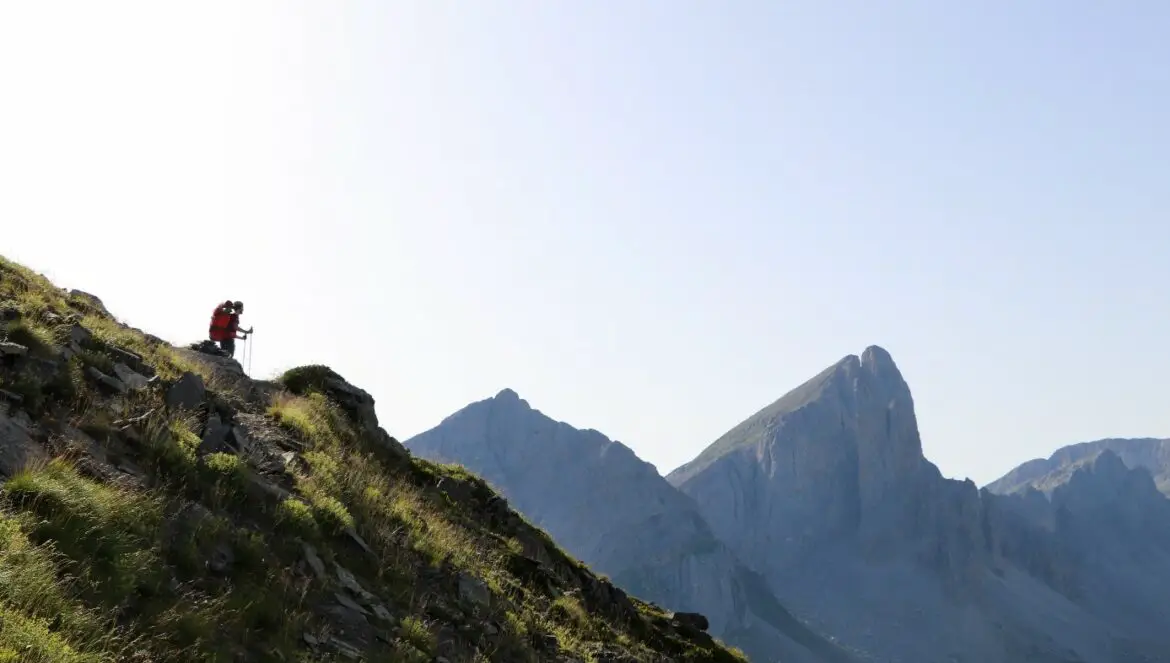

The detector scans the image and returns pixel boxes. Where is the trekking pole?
[247,330,254,376]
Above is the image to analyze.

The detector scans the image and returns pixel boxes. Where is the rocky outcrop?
[406,389,853,663]
[278,364,409,462]
[668,345,1170,663]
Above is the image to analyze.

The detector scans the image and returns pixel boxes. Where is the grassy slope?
[0,255,747,663]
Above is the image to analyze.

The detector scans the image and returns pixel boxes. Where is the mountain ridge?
[987,437,1170,497]
[405,388,857,663]
[667,345,1170,662]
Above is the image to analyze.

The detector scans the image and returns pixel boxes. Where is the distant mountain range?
[406,346,1170,663]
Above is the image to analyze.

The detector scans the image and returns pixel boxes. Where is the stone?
[375,427,409,460]
[68,324,91,346]
[108,346,152,376]
[68,289,110,315]
[0,410,46,478]
[0,306,18,321]
[334,592,370,616]
[344,527,375,556]
[533,633,559,652]
[112,363,149,391]
[21,357,60,384]
[302,543,326,580]
[670,611,709,632]
[198,414,231,455]
[372,604,393,622]
[230,425,250,454]
[86,367,127,394]
[207,544,234,575]
[0,389,23,405]
[436,476,476,508]
[0,341,28,356]
[457,573,491,609]
[335,564,377,602]
[166,371,205,410]
[247,474,292,501]
[327,638,362,660]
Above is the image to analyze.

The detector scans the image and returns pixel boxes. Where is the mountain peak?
[860,344,897,374]
[668,345,919,486]
[493,387,522,402]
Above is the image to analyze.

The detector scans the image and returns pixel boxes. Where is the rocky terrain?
[0,254,748,663]
[405,390,856,663]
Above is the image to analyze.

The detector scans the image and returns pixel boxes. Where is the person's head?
[233,301,244,314]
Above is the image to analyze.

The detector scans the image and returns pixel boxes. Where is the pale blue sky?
[2,3,1167,486]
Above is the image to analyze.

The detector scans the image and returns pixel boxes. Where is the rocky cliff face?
[405,390,854,663]
[987,450,1170,648]
[667,347,983,583]
[669,346,1170,663]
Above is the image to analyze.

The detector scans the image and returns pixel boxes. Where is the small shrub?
[274,498,319,539]
[307,492,355,534]
[399,616,434,654]
[199,453,250,509]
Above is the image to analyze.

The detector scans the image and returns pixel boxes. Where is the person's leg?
[221,337,235,357]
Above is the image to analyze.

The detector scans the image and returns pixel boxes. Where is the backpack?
[209,302,233,341]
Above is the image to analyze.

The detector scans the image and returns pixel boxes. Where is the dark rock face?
[668,346,1170,663]
[405,390,852,663]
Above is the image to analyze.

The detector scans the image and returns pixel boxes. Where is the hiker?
[208,300,251,358]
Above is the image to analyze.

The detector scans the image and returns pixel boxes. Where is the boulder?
[68,289,110,316]
[108,347,152,377]
[166,372,205,410]
[113,363,150,391]
[68,324,91,346]
[198,414,231,455]
[457,573,491,609]
[0,410,46,478]
[670,611,709,632]
[86,367,127,394]
[0,341,28,356]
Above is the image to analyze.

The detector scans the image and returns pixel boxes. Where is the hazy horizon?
[3,3,1167,486]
